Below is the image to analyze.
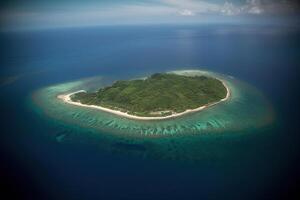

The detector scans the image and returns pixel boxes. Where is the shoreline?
[57,80,230,121]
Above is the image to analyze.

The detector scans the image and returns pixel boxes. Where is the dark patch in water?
[207,122,214,129]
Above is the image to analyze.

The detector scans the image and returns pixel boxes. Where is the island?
[58,73,230,120]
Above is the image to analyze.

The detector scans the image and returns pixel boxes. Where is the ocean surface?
[1,24,300,199]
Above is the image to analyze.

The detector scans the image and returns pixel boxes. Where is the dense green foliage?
[71,73,227,117]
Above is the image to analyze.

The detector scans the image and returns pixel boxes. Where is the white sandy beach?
[57,81,230,121]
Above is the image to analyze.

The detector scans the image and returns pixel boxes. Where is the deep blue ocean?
[1,24,300,199]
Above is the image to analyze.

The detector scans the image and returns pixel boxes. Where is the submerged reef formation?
[32,70,274,137]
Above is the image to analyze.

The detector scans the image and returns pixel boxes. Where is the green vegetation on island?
[71,73,227,117]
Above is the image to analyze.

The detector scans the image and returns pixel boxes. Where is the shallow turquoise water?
[31,69,275,161]
[33,70,274,136]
